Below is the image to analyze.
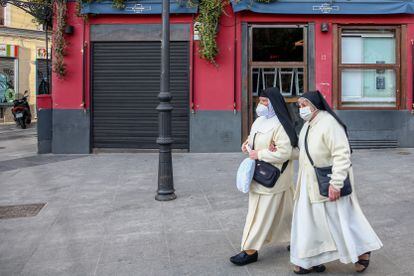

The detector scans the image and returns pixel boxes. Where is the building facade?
[41,0,414,154]
[0,5,50,123]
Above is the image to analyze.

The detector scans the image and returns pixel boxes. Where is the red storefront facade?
[37,1,414,153]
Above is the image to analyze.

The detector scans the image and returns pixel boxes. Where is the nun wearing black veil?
[230,87,298,266]
[290,91,382,274]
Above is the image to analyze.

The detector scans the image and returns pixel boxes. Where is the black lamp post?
[155,0,176,201]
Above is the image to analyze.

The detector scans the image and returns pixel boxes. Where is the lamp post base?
[155,193,177,201]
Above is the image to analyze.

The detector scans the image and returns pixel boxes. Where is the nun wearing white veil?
[230,87,298,266]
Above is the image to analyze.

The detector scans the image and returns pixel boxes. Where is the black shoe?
[294,264,326,274]
[287,245,291,251]
[313,265,326,273]
[230,251,258,266]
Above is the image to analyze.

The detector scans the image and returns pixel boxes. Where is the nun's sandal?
[355,252,371,273]
[293,265,326,274]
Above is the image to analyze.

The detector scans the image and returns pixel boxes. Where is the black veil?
[260,87,298,147]
[300,90,349,138]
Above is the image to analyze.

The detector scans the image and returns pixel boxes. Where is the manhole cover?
[397,151,411,155]
[0,203,46,219]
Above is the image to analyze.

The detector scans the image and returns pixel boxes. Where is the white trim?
[14,58,18,95]
[4,5,11,27]
[342,97,395,102]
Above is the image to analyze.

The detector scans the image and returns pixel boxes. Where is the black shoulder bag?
[304,126,352,197]
[252,134,289,188]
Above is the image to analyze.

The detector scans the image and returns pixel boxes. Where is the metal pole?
[156,0,176,201]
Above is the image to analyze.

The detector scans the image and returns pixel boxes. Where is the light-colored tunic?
[294,111,354,203]
[290,111,383,268]
[241,118,294,251]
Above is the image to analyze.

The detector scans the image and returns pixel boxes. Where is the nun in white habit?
[230,87,298,266]
[290,91,383,274]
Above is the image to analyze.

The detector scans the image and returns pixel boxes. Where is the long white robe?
[290,112,383,268]
[240,118,294,251]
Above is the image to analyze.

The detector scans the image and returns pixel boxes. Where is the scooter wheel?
[18,118,26,129]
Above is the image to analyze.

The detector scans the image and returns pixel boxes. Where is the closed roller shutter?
[92,41,189,149]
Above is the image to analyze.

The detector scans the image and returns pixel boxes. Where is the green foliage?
[112,0,126,9]
[53,0,67,77]
[196,0,228,65]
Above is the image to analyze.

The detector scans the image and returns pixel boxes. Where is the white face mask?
[256,104,269,117]
[299,106,313,121]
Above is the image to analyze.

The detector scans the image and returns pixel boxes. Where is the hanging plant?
[112,0,126,9]
[196,0,228,65]
[53,0,67,77]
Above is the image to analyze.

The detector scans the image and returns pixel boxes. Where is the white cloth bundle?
[236,158,255,193]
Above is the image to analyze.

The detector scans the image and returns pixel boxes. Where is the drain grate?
[0,203,46,219]
[0,147,5,149]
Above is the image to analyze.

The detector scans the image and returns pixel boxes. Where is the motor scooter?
[11,90,32,129]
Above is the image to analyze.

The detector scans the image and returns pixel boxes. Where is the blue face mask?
[299,106,313,121]
[256,104,269,117]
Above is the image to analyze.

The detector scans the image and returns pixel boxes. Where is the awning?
[231,0,414,15]
[81,0,198,15]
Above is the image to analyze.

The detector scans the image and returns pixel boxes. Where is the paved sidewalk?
[0,127,413,275]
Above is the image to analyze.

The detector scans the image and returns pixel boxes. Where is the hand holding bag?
[304,126,352,197]
[252,133,289,188]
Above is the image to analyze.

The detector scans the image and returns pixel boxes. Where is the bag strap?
[304,125,315,167]
[280,160,289,173]
[252,133,257,151]
[253,132,290,172]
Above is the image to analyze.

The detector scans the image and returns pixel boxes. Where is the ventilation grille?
[350,140,398,149]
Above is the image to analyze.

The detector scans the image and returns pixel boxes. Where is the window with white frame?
[340,28,399,108]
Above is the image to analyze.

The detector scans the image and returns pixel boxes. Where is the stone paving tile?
[98,233,168,265]
[20,261,96,276]
[166,231,236,265]
[95,260,171,276]
[25,239,102,265]
[171,258,249,276]
[0,262,26,276]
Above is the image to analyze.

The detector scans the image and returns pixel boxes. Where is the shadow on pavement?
[0,155,87,172]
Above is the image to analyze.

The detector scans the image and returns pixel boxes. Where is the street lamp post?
[156,0,176,201]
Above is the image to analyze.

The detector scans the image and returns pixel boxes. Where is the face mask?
[256,104,269,117]
[299,106,313,121]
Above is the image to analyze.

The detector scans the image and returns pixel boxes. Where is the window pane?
[252,28,304,62]
[36,59,51,95]
[0,58,16,103]
[341,30,396,64]
[341,69,396,107]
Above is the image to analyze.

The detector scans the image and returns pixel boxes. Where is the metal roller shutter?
[92,41,189,149]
